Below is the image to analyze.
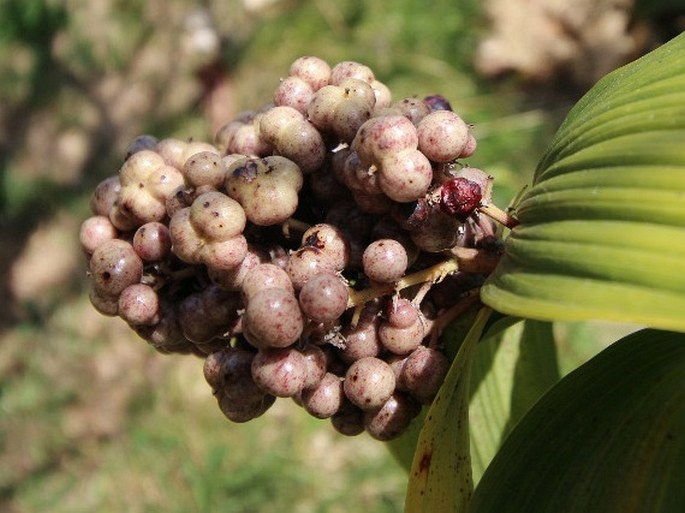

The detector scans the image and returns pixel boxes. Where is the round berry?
[286,246,337,290]
[190,191,246,241]
[300,344,328,390]
[298,272,349,323]
[331,404,365,436]
[353,115,418,164]
[289,56,331,91]
[401,346,450,404]
[377,149,433,203]
[88,286,119,316]
[133,221,172,261]
[90,176,121,216]
[90,239,143,296]
[386,297,420,329]
[423,94,452,112]
[343,357,395,410]
[243,288,304,348]
[118,283,160,326]
[300,223,350,271]
[362,239,408,283]
[378,317,425,355]
[218,390,276,423]
[274,76,314,114]
[330,61,374,85]
[183,150,226,189]
[241,263,294,302]
[301,372,345,419]
[79,216,118,254]
[364,392,421,441]
[125,134,158,160]
[417,110,469,163]
[251,347,308,397]
[204,347,264,404]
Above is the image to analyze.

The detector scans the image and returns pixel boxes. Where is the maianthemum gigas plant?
[79,33,685,512]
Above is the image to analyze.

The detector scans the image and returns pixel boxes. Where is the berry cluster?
[80,56,513,441]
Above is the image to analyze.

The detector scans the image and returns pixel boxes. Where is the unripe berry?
[183,151,226,189]
[298,272,349,323]
[330,61,374,85]
[301,372,345,419]
[259,106,325,173]
[401,346,450,404]
[118,283,160,326]
[377,149,433,203]
[364,392,421,441]
[353,115,418,164]
[273,76,314,114]
[289,56,331,91]
[251,347,308,397]
[243,288,304,349]
[301,223,350,271]
[132,221,172,262]
[241,263,294,302]
[79,216,118,254]
[90,239,143,296]
[225,156,304,226]
[362,239,408,283]
[344,357,395,410]
[417,110,470,163]
[90,176,121,216]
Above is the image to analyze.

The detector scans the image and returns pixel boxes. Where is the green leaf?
[388,314,559,481]
[469,329,685,513]
[481,33,685,332]
[469,319,560,484]
[404,307,491,513]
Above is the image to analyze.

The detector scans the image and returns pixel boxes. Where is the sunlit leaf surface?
[469,329,685,513]
[482,33,685,332]
[404,308,491,513]
[469,319,559,483]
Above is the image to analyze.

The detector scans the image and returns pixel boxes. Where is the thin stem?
[478,203,519,229]
[444,246,502,275]
[347,257,460,308]
[428,288,481,347]
[411,280,433,306]
[281,218,311,239]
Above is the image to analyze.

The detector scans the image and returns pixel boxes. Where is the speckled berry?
[243,288,304,348]
[344,357,395,410]
[251,347,308,397]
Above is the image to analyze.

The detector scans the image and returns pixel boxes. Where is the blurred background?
[0,0,682,511]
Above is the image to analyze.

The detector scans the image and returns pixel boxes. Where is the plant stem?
[428,289,481,347]
[347,257,460,308]
[281,218,311,239]
[445,246,502,274]
[478,203,519,229]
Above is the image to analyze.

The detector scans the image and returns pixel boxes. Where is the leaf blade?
[404,307,491,513]
[469,329,685,513]
[482,33,685,331]
[469,319,560,483]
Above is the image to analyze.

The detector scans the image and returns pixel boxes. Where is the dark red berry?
[423,94,452,112]
[439,177,482,221]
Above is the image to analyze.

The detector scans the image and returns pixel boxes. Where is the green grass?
[3,296,407,513]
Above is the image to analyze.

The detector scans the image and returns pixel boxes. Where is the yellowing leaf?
[404,307,491,512]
